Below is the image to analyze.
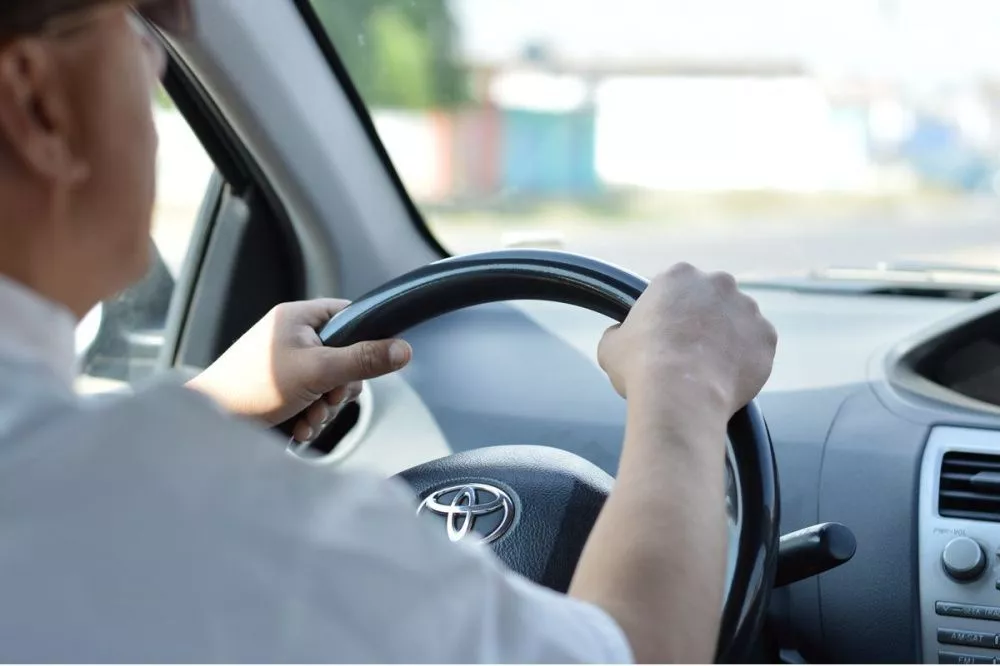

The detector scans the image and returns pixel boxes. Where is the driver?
[0,1,777,663]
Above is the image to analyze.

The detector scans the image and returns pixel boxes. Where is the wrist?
[626,362,730,417]
[185,372,235,413]
[623,371,730,455]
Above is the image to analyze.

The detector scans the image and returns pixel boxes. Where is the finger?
[305,400,333,430]
[666,261,698,277]
[292,419,315,444]
[302,340,410,396]
[345,381,364,403]
[325,381,363,406]
[325,385,348,406]
[320,339,412,386]
[281,298,353,330]
[709,270,737,292]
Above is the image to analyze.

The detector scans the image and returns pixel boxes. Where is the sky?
[450,0,1000,84]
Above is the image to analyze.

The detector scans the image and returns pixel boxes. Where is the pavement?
[149,192,1000,290]
[429,199,1000,279]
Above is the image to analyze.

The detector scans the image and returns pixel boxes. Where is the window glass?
[311,0,1000,281]
[76,90,215,394]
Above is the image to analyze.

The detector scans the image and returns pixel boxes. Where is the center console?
[920,427,1000,664]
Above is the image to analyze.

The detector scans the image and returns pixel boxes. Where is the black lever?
[775,522,857,588]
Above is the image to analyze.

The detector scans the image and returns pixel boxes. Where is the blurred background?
[155,0,1000,281]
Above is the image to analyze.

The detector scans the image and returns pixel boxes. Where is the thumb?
[320,339,412,386]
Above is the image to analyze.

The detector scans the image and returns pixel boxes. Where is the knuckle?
[596,344,609,372]
[710,271,737,290]
[294,326,318,347]
[667,261,697,277]
[597,329,616,369]
[354,342,380,376]
[270,301,298,323]
[596,340,608,368]
[326,298,351,311]
[674,261,696,272]
[355,341,394,377]
[757,318,778,346]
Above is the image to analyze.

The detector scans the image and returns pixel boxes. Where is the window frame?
[79,31,307,388]
[159,38,306,372]
[293,0,448,259]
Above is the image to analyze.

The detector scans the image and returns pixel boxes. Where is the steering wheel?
[315,249,780,662]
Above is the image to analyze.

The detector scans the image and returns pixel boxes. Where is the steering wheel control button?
[939,651,999,664]
[416,483,514,544]
[943,537,988,581]
[937,602,1000,622]
[938,628,1000,649]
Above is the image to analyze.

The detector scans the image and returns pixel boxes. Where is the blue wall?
[500,108,598,196]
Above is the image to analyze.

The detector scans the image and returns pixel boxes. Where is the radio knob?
[942,537,987,582]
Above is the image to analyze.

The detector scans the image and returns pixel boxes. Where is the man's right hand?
[598,262,777,417]
[572,262,777,664]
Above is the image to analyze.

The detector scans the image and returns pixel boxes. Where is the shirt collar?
[0,274,79,390]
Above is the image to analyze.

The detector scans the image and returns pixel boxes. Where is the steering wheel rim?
[315,249,780,662]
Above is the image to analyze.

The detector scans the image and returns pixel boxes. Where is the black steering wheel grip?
[315,249,780,662]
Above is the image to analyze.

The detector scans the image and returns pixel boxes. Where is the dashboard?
[324,283,1000,663]
[919,427,1000,665]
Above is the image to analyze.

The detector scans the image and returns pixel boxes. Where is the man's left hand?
[186,299,411,443]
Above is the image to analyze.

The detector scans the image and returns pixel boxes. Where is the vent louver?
[940,451,1000,522]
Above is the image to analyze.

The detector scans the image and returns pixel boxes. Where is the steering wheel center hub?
[417,483,515,544]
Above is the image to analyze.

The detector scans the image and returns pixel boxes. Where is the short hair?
[0,1,109,41]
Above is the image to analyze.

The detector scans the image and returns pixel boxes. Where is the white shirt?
[0,275,632,663]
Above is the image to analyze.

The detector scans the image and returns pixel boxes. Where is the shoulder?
[71,378,291,469]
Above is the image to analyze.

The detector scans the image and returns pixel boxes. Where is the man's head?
[0,1,181,318]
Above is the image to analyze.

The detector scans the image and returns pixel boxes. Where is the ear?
[0,40,89,184]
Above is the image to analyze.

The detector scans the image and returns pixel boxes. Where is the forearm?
[569,386,729,663]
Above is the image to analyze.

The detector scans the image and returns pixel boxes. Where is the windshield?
[310,0,1000,283]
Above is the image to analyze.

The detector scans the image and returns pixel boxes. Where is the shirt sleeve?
[0,382,634,663]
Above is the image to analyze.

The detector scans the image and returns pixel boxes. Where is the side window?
[76,92,215,394]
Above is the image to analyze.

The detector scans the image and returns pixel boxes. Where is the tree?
[369,6,434,108]
[311,0,467,109]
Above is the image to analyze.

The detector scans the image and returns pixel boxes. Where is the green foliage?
[154,85,174,110]
[310,0,468,109]
[369,7,434,107]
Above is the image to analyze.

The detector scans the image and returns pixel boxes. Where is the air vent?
[940,451,1000,521]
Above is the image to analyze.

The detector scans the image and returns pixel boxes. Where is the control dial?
[942,537,987,582]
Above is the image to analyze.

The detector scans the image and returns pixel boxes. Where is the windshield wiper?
[740,260,1000,301]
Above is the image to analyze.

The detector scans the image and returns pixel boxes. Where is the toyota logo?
[417,483,514,544]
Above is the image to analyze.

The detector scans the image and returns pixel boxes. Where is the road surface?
[431,202,1000,279]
